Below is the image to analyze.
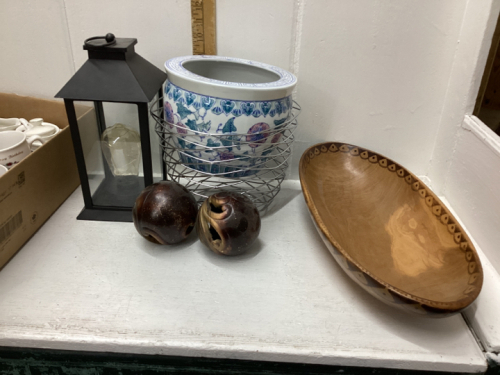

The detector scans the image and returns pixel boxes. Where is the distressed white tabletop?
[0,181,487,373]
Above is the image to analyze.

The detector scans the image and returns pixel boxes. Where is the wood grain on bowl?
[299,142,483,316]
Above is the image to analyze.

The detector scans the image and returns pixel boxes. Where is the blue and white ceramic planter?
[163,56,297,177]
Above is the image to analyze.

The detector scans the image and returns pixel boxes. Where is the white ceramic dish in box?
[16,119,60,150]
[0,131,46,169]
[0,118,22,132]
[163,55,297,177]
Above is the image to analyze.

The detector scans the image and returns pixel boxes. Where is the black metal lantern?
[56,34,167,222]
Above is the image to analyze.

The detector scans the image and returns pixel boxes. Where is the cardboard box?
[0,93,92,269]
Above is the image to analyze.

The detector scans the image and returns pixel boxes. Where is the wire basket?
[151,99,300,214]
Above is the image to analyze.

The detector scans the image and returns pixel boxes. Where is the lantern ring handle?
[84,33,116,48]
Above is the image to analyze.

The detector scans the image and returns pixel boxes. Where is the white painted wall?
[0,0,74,99]
[1,1,499,269]
[428,0,500,189]
[217,0,295,70]
[447,116,500,275]
[290,0,467,179]
[427,0,500,272]
[64,0,192,74]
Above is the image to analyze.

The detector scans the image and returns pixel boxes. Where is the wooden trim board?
[191,0,216,55]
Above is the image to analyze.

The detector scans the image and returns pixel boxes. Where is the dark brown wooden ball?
[133,181,198,245]
[196,192,261,255]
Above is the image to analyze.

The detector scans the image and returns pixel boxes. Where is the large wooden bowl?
[299,142,483,317]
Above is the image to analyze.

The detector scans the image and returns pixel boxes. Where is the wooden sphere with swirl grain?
[196,192,261,255]
[133,181,198,245]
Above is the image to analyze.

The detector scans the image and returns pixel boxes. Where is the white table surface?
[0,181,487,373]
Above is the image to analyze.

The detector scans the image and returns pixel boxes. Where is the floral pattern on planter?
[163,81,293,177]
[165,81,291,123]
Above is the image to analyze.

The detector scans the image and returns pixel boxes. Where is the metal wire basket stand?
[151,99,300,214]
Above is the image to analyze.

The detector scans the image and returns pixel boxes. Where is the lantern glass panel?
[77,101,145,208]
[101,102,142,177]
[75,101,105,197]
[149,92,163,183]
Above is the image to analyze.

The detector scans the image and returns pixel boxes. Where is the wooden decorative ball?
[133,181,198,245]
[196,192,261,256]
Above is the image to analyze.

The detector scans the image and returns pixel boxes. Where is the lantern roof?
[56,37,167,103]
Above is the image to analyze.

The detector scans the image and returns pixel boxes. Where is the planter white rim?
[164,55,297,101]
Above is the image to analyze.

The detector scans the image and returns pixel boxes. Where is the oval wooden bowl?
[299,142,483,317]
